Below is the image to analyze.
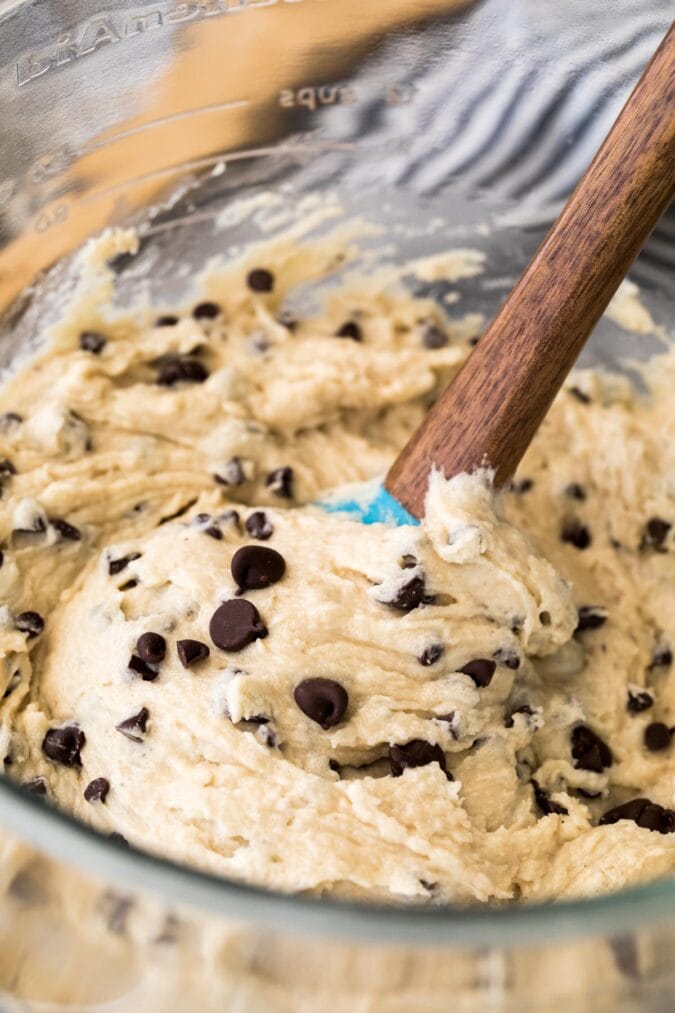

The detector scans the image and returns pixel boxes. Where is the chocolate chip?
[531,779,568,816]
[210,599,268,652]
[389,740,450,779]
[575,606,608,632]
[156,356,209,386]
[459,658,496,688]
[571,725,612,772]
[23,776,47,796]
[569,386,591,404]
[108,552,141,576]
[109,832,129,847]
[214,457,246,487]
[644,722,671,752]
[0,412,22,433]
[627,690,653,713]
[128,655,159,681]
[400,554,418,569]
[561,520,592,550]
[494,648,520,670]
[231,545,286,591]
[136,632,166,664]
[648,646,672,670]
[50,517,82,542]
[641,517,671,551]
[600,798,675,834]
[293,678,348,729]
[115,707,150,743]
[0,458,16,478]
[505,704,534,728]
[79,331,107,354]
[277,309,298,330]
[245,511,273,540]
[192,301,221,320]
[204,525,223,541]
[119,579,138,591]
[335,320,362,341]
[246,268,274,292]
[385,574,426,612]
[565,483,587,501]
[15,611,44,639]
[421,323,448,349]
[418,644,444,667]
[510,478,533,494]
[266,466,294,499]
[155,314,180,326]
[539,610,551,626]
[42,725,85,767]
[84,777,110,803]
[177,639,210,669]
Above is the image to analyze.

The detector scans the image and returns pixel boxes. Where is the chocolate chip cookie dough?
[0,225,673,903]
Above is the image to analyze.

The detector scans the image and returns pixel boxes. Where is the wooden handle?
[386,22,675,519]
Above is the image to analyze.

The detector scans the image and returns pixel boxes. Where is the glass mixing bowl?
[0,0,673,1008]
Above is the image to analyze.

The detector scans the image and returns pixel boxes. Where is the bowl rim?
[2,775,674,946]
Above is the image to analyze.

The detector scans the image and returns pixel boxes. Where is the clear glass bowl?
[0,1,673,1008]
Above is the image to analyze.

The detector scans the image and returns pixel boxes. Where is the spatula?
[320,21,675,525]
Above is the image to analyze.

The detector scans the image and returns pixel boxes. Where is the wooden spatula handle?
[386,22,675,520]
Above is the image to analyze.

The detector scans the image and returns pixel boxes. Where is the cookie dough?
[0,226,673,903]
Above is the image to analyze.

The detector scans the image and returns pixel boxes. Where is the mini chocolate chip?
[266,466,294,499]
[569,386,591,404]
[510,478,533,494]
[641,517,671,551]
[565,483,587,501]
[79,331,107,354]
[245,511,274,540]
[204,525,223,540]
[494,648,521,670]
[644,722,671,752]
[231,545,286,591]
[84,777,110,803]
[294,678,349,729]
[400,554,418,569]
[421,323,448,349]
[15,612,44,639]
[246,268,274,292]
[505,704,534,728]
[539,610,551,626]
[210,599,268,652]
[136,632,166,664]
[128,654,159,681]
[418,644,444,667]
[0,412,22,433]
[214,457,246,487]
[600,798,675,834]
[575,606,608,632]
[385,574,426,612]
[389,740,450,779]
[648,646,673,670]
[335,320,362,341]
[459,658,496,688]
[50,517,82,541]
[108,552,141,576]
[277,309,298,330]
[155,314,180,326]
[119,579,138,591]
[42,725,85,767]
[109,832,129,847]
[177,639,210,669]
[24,776,47,796]
[116,707,150,742]
[192,301,221,320]
[561,520,592,550]
[0,458,16,478]
[157,356,209,386]
[627,690,654,713]
[218,509,242,531]
[531,779,568,816]
[571,725,612,772]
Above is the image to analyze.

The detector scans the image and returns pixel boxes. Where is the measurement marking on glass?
[83,101,251,155]
[80,143,357,206]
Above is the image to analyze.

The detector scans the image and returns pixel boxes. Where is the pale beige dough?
[0,226,673,906]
